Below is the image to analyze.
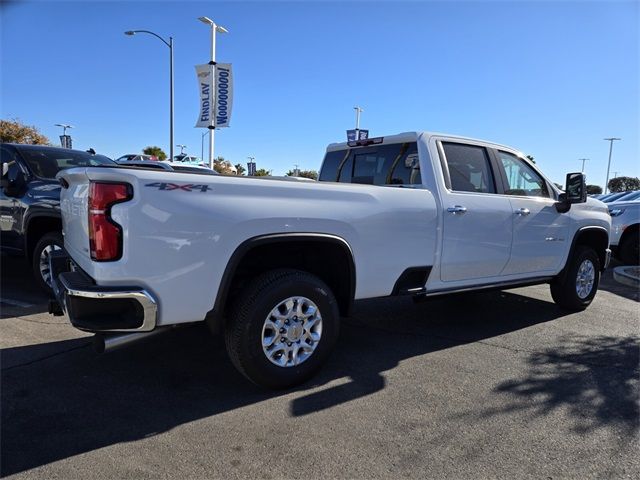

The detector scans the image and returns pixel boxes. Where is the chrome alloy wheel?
[575,259,595,299]
[261,296,323,368]
[39,244,62,288]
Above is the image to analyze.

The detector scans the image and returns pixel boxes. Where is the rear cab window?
[319,142,422,186]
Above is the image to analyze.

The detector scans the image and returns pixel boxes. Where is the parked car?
[0,144,116,293]
[118,160,217,175]
[601,192,631,203]
[171,154,204,166]
[609,200,640,264]
[609,190,640,203]
[49,131,611,388]
[115,154,158,162]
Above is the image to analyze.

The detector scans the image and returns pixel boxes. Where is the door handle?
[514,208,531,216]
[447,205,467,214]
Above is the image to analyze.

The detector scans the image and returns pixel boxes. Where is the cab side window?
[441,142,496,193]
[498,151,549,198]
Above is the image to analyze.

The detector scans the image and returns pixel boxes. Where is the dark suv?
[0,144,116,294]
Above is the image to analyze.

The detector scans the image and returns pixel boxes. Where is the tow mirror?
[565,172,587,203]
[555,172,586,213]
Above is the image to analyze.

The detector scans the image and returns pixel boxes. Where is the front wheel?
[550,246,600,311]
[225,269,340,389]
[32,232,64,296]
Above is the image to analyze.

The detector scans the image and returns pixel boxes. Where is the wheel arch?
[564,226,609,275]
[24,214,62,259]
[207,233,356,333]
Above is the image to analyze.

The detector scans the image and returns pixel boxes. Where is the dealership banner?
[195,63,233,128]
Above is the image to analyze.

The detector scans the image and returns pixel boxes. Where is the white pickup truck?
[47,131,611,388]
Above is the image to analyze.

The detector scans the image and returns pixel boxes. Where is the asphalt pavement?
[1,254,638,479]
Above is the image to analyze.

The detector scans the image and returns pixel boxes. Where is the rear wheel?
[225,269,340,389]
[618,230,639,265]
[550,246,600,310]
[32,232,64,296]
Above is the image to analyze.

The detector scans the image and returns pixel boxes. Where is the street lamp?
[603,137,621,194]
[176,144,187,155]
[125,29,174,162]
[201,130,210,161]
[54,123,74,148]
[578,158,589,173]
[54,123,74,136]
[198,16,228,169]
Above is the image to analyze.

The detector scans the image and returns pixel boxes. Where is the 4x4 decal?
[145,182,210,192]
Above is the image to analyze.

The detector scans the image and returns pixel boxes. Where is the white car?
[608,201,639,264]
[48,131,611,388]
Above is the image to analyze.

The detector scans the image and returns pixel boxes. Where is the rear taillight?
[88,182,132,261]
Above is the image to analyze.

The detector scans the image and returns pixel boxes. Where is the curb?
[613,266,640,289]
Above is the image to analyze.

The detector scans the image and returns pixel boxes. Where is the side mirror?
[555,172,586,213]
[0,161,8,189]
[565,172,587,203]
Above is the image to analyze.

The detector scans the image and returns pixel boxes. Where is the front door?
[495,151,569,275]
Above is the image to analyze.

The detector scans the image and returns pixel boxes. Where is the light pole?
[603,137,621,194]
[198,16,228,169]
[354,106,363,138]
[201,130,210,161]
[125,30,174,162]
[176,144,187,155]
[54,123,74,148]
[578,158,589,173]
[247,156,255,176]
[54,123,73,136]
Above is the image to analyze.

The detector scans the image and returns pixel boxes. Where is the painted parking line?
[0,298,35,308]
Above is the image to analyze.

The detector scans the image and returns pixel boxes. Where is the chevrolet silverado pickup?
[44,132,611,388]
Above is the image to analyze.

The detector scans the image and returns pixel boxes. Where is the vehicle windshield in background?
[171,165,218,175]
[19,147,115,179]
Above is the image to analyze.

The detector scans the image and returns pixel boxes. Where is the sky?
[1,0,638,185]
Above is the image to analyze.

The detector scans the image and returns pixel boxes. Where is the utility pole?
[293,163,300,176]
[603,137,621,194]
[612,171,620,179]
[578,158,589,173]
[176,144,187,155]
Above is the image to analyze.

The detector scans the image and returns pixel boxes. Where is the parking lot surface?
[1,254,638,479]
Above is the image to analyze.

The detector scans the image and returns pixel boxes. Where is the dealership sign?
[195,63,233,128]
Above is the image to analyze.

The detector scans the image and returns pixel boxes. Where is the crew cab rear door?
[437,140,513,282]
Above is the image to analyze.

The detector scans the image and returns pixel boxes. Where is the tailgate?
[58,168,92,268]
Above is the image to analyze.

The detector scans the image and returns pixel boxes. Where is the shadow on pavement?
[1,253,49,315]
[455,334,639,439]
[1,289,577,476]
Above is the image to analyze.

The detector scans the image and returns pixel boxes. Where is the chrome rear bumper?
[49,251,157,333]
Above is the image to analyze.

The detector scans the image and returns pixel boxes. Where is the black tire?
[550,246,600,311]
[618,230,639,265]
[32,231,64,296]
[225,269,340,389]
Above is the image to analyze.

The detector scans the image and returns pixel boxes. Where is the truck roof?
[326,131,517,153]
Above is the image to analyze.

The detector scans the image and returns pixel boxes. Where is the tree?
[554,183,564,191]
[525,154,536,164]
[286,169,318,180]
[0,118,49,144]
[607,176,640,193]
[142,146,167,160]
[213,156,236,175]
[254,168,270,176]
[586,184,603,195]
[234,163,246,176]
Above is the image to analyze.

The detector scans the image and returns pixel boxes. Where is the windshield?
[171,165,217,175]
[18,147,115,179]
